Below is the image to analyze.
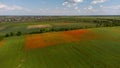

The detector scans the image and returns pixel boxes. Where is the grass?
[0,27,120,68]
[0,36,25,68]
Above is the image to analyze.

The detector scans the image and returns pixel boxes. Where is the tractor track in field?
[16,57,25,68]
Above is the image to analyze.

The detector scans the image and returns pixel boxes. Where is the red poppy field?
[25,29,102,50]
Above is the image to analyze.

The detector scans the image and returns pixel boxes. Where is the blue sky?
[0,0,120,15]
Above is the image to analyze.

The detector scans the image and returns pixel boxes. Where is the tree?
[5,33,9,37]
[16,31,22,36]
[10,32,14,36]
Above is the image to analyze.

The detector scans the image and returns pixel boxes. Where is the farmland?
[0,16,120,68]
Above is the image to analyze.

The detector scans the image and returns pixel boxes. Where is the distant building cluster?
[0,16,72,23]
[0,16,42,23]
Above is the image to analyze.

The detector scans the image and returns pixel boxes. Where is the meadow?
[0,16,120,68]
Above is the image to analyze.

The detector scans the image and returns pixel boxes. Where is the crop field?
[0,26,120,68]
[0,0,120,66]
[0,16,120,68]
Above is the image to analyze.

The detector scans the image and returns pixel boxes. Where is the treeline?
[93,18,120,27]
[4,25,91,37]
[28,27,78,34]
[5,31,22,37]
[25,25,93,34]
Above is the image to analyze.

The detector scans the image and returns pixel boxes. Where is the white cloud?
[64,0,83,3]
[88,6,93,10]
[73,0,84,3]
[99,5,103,8]
[62,0,84,12]
[84,6,96,12]
[0,3,7,9]
[102,5,120,10]
[62,0,84,7]
[91,0,106,4]
[0,3,25,11]
[74,6,78,9]
[83,5,120,15]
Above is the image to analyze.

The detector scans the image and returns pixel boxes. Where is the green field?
[0,27,120,68]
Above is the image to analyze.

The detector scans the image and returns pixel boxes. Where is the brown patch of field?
[0,27,6,30]
[0,40,4,47]
[116,40,120,42]
[0,41,2,46]
[112,39,120,42]
[27,24,52,29]
[25,29,101,50]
